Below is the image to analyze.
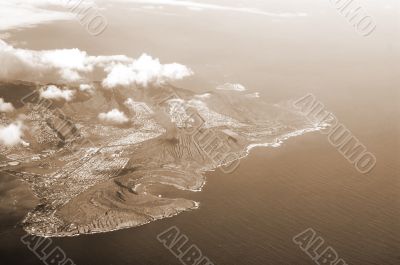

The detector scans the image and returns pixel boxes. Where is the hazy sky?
[0,0,398,32]
[0,0,398,100]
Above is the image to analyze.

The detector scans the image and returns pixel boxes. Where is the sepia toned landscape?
[0,1,398,265]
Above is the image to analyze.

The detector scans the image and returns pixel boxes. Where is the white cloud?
[0,121,24,146]
[0,39,131,83]
[245,92,260,98]
[79,84,95,93]
[0,40,92,82]
[102,53,193,88]
[98,109,129,124]
[40,85,75,101]
[0,0,73,31]
[0,0,309,33]
[0,40,191,87]
[194,93,211,99]
[117,0,309,17]
[0,98,15,112]
[216,83,246,92]
[0,32,11,40]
